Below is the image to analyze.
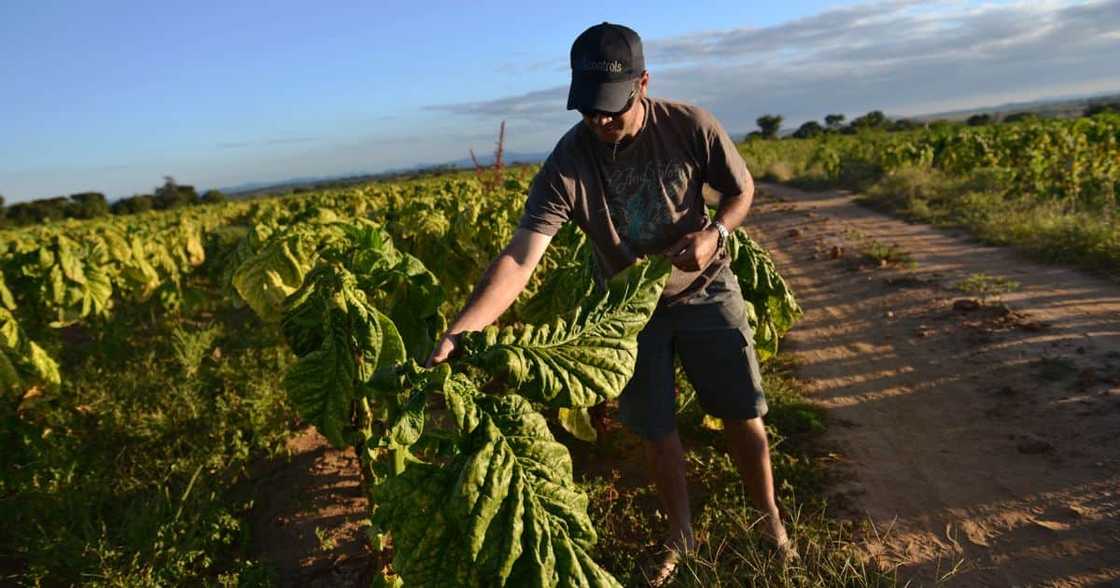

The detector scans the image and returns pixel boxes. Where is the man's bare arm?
[426,228,552,365]
[712,173,755,231]
[666,177,755,271]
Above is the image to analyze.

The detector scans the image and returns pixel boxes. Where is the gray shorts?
[617,265,768,440]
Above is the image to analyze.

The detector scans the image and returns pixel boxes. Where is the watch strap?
[712,220,729,251]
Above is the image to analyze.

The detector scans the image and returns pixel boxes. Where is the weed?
[1032,356,1079,382]
[171,323,222,378]
[2,302,294,585]
[954,273,1021,303]
[763,161,795,183]
[862,240,917,268]
[837,228,917,269]
[314,527,337,552]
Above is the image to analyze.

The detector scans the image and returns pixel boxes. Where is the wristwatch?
[710,220,730,251]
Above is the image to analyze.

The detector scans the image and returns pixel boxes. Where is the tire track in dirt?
[748,183,1120,586]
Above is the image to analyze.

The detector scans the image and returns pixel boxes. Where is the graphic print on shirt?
[603,161,692,253]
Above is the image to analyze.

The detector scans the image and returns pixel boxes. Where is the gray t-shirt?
[518,96,753,305]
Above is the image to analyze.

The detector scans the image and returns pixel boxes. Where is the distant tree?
[111,194,155,215]
[966,114,993,126]
[1085,102,1119,116]
[850,110,887,131]
[154,176,199,210]
[744,130,764,141]
[5,203,35,225]
[40,197,72,222]
[1003,112,1038,123]
[792,120,824,139]
[201,189,227,204]
[69,192,109,219]
[889,119,920,132]
[4,197,71,225]
[824,113,846,130]
[136,194,156,212]
[755,115,783,139]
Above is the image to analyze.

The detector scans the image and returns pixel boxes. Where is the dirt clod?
[1017,435,1055,455]
[953,298,982,312]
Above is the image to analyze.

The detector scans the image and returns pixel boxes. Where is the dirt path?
[749,183,1120,587]
[248,429,372,587]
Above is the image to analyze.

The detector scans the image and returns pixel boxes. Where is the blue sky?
[2,0,1118,202]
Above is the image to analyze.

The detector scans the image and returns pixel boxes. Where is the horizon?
[2,0,1119,203]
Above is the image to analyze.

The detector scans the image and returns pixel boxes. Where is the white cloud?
[7,0,1118,201]
[431,0,1120,136]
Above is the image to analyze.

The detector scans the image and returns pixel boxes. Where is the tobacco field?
[0,169,803,586]
[9,113,1114,586]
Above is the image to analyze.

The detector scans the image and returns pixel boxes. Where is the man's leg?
[616,312,695,544]
[642,430,696,550]
[722,417,788,546]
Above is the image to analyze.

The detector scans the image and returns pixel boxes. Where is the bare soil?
[749,183,1120,587]
[248,429,373,587]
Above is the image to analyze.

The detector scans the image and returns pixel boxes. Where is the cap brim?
[567,76,634,112]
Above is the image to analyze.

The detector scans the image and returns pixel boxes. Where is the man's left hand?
[665,228,719,271]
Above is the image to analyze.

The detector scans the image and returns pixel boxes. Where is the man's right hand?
[425,332,459,367]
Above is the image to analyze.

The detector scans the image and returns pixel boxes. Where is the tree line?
[749,99,1120,141]
[0,177,226,228]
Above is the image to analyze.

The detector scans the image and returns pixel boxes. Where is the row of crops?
[1,170,802,586]
[742,114,1120,208]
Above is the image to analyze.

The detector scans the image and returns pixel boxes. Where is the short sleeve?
[518,158,573,236]
[696,108,753,197]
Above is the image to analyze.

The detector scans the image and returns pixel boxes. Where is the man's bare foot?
[759,512,788,544]
[641,532,697,587]
[760,515,799,564]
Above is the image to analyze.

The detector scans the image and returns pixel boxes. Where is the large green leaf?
[0,308,60,398]
[233,227,326,320]
[372,393,620,587]
[727,231,803,361]
[283,324,357,447]
[21,235,117,327]
[357,251,447,365]
[515,226,595,324]
[232,219,370,320]
[459,257,670,407]
[557,407,597,443]
[281,263,406,447]
[0,272,16,311]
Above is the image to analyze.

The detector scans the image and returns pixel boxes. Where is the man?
[428,22,792,585]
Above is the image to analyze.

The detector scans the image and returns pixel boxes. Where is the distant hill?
[908,92,1120,122]
[220,150,549,198]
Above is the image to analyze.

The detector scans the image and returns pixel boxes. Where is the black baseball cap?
[567,22,645,112]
